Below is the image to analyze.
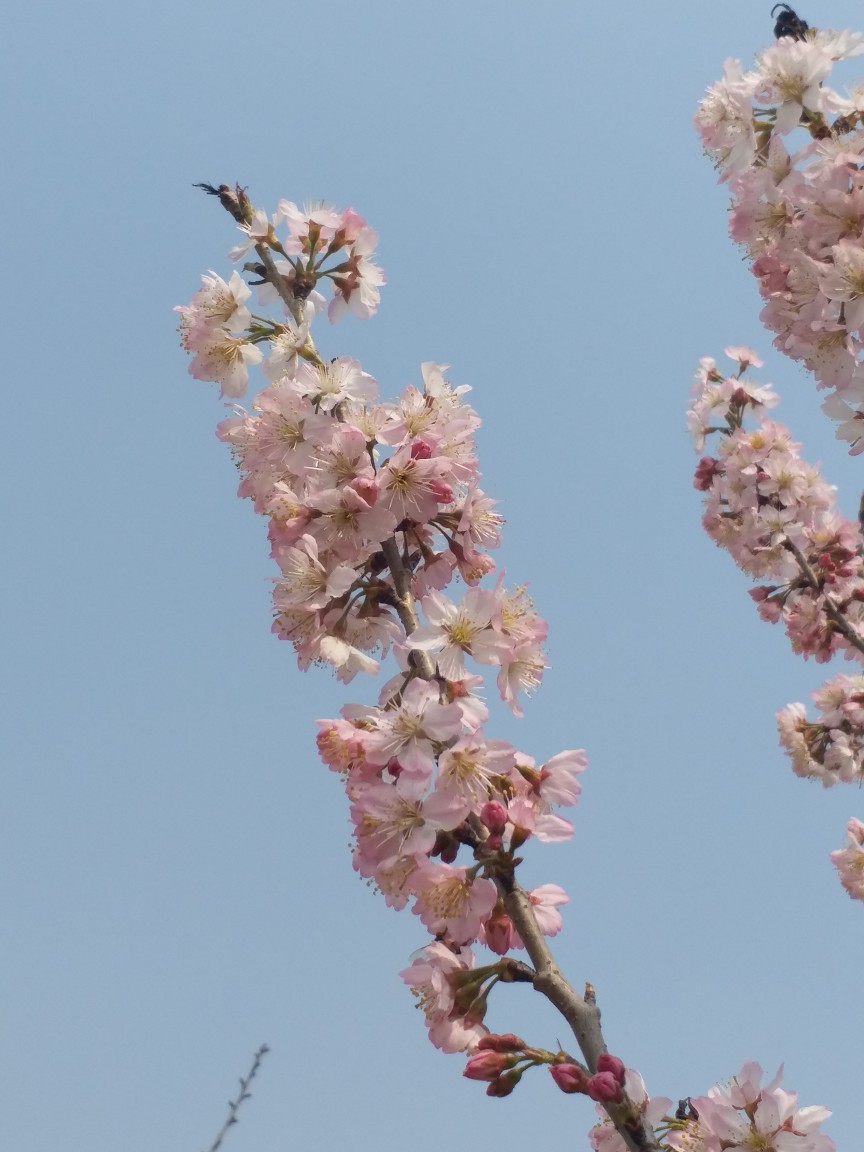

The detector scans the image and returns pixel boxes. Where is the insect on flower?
[771,3,810,41]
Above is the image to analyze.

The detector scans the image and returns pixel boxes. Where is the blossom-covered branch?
[179,184,835,1150]
[696,10,864,913]
[696,22,864,452]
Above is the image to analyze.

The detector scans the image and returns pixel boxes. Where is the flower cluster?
[321,689,583,1048]
[777,673,864,786]
[689,347,864,663]
[176,201,554,702]
[183,187,836,1148]
[830,816,864,899]
[696,28,864,451]
[587,1061,834,1152]
[663,1061,833,1152]
[179,192,575,1057]
[690,346,864,903]
[177,187,385,398]
[215,356,529,688]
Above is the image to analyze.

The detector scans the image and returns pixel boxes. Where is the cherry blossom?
[830,816,864,901]
[181,182,839,1151]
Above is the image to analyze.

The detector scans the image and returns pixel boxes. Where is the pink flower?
[176,269,252,332]
[527,884,569,937]
[291,356,378,412]
[538,749,588,807]
[378,445,454,524]
[327,225,385,321]
[273,534,356,611]
[410,860,497,944]
[227,206,273,262]
[684,1062,835,1152]
[830,816,864,900]
[350,775,442,871]
[183,324,263,398]
[497,641,548,717]
[360,679,464,780]
[407,588,508,680]
[306,483,397,560]
[399,942,488,1054]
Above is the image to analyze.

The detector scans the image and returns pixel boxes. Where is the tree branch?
[203,1044,270,1152]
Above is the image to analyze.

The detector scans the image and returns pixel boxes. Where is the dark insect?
[675,1098,700,1122]
[192,182,249,223]
[771,3,810,41]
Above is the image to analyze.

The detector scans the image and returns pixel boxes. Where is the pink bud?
[693,456,720,491]
[480,801,508,834]
[410,440,433,460]
[464,1050,513,1081]
[482,905,516,955]
[587,1071,623,1103]
[477,1033,526,1053]
[596,1054,626,1084]
[549,1063,588,1094]
[439,838,459,864]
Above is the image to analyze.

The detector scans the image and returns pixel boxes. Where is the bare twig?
[203,1044,270,1152]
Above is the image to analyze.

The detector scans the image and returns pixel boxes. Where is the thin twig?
[203,1044,270,1152]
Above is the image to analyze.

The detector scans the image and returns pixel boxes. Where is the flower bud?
[549,1063,588,1094]
[486,1068,522,1097]
[482,904,516,955]
[693,456,720,491]
[464,1050,514,1081]
[477,1033,526,1053]
[596,1054,626,1084]
[479,800,508,834]
[587,1071,623,1103]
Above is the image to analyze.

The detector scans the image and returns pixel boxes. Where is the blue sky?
[4,1,863,1149]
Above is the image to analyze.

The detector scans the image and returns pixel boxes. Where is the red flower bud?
[587,1071,623,1103]
[596,1053,626,1084]
[549,1063,588,1094]
[482,904,516,955]
[477,1033,526,1053]
[464,1050,513,1081]
[693,457,720,491]
[479,800,508,834]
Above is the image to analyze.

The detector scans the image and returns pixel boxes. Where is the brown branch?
[380,537,437,680]
[252,241,323,365]
[501,882,662,1152]
[203,1044,270,1152]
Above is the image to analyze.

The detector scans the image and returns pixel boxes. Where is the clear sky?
[3,1,863,1149]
